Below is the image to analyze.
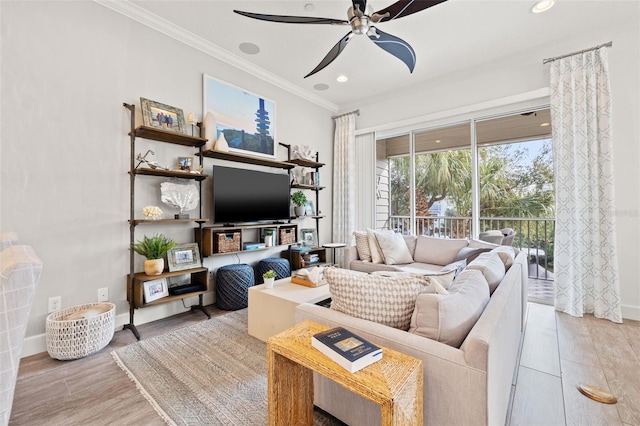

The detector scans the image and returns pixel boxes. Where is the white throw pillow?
[413,236,469,266]
[374,232,414,265]
[326,267,441,330]
[466,252,506,294]
[409,269,490,348]
[366,228,392,264]
[353,231,372,262]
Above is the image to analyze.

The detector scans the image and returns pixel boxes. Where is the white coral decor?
[142,205,163,220]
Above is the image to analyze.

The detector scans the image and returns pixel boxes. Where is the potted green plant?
[131,233,176,275]
[262,269,277,288]
[291,191,307,217]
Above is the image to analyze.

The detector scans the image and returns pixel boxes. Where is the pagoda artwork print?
[203,74,276,158]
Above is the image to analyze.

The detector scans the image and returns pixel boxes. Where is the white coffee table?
[248,277,331,342]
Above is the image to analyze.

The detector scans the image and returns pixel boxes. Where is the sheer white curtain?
[550,47,622,323]
[332,113,357,266]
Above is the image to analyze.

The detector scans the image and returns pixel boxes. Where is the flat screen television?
[212,165,291,225]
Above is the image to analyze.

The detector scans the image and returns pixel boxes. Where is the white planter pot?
[264,277,275,289]
[294,206,306,217]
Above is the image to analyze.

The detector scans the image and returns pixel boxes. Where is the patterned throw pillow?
[352,231,372,262]
[325,267,440,330]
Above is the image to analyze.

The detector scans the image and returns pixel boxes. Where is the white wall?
[352,18,640,319]
[1,1,334,355]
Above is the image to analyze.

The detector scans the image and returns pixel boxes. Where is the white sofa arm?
[343,246,359,269]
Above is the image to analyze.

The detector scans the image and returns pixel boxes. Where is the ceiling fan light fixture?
[336,75,349,83]
[531,0,555,14]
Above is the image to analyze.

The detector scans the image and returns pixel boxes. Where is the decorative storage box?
[214,231,241,253]
[279,227,296,245]
[46,302,116,360]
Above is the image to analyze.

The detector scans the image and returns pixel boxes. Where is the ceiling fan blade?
[304,32,355,78]
[372,0,447,22]
[351,0,367,15]
[368,27,416,73]
[234,10,348,25]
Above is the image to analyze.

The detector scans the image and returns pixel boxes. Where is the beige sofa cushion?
[491,246,516,270]
[353,231,372,262]
[413,236,469,266]
[409,269,490,347]
[325,267,444,330]
[374,232,414,265]
[366,228,393,263]
[466,252,506,294]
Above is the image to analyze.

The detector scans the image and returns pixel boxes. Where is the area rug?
[111,309,343,425]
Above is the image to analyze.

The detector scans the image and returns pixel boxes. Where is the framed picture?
[304,201,315,216]
[167,243,201,272]
[203,74,276,159]
[177,156,193,171]
[301,228,318,247]
[140,98,186,134]
[143,278,169,303]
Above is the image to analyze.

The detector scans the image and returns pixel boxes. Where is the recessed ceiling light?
[531,0,555,14]
[435,140,441,144]
[313,83,329,91]
[239,42,260,55]
[540,122,550,127]
[304,3,315,12]
[336,75,348,83]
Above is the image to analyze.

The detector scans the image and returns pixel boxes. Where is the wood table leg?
[267,346,314,425]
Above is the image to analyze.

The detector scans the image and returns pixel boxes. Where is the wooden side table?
[267,320,423,426]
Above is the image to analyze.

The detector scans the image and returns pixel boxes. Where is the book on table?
[311,327,383,373]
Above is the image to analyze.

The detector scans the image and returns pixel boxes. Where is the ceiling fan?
[234,0,447,78]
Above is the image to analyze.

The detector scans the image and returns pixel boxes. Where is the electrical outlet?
[48,296,61,313]
[98,287,108,302]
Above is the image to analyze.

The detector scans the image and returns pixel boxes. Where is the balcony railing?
[389,215,555,282]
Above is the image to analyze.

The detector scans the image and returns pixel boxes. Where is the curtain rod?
[543,41,612,64]
[332,109,360,119]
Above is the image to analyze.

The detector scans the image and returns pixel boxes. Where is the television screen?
[212,166,291,224]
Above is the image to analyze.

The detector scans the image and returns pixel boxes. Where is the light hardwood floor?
[9,303,640,425]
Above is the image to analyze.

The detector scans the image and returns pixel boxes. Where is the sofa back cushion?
[409,269,490,348]
[465,252,506,294]
[325,267,445,330]
[490,246,516,270]
[413,236,469,266]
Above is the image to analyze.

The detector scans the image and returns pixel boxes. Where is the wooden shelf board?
[136,290,207,308]
[291,184,325,191]
[132,267,208,280]
[201,150,296,169]
[289,158,325,168]
[132,168,208,181]
[131,218,208,225]
[131,125,207,147]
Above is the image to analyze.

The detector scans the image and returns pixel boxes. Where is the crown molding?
[95,0,339,113]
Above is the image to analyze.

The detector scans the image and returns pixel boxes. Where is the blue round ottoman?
[257,257,291,284]
[216,264,254,310]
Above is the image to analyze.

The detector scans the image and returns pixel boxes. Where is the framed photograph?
[304,201,315,216]
[203,74,276,159]
[140,97,186,134]
[167,243,201,272]
[177,156,193,171]
[143,278,169,303]
[301,228,318,247]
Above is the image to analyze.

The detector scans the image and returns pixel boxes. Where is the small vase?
[203,111,217,151]
[144,258,164,276]
[264,277,275,289]
[214,133,229,152]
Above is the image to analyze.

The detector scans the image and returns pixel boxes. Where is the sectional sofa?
[295,233,528,426]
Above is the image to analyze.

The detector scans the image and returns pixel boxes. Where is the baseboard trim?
[622,304,640,321]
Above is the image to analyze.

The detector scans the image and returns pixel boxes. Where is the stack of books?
[311,327,383,373]
[304,253,320,265]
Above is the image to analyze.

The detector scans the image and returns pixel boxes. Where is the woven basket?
[46,302,116,360]
[214,231,241,253]
[279,227,296,245]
